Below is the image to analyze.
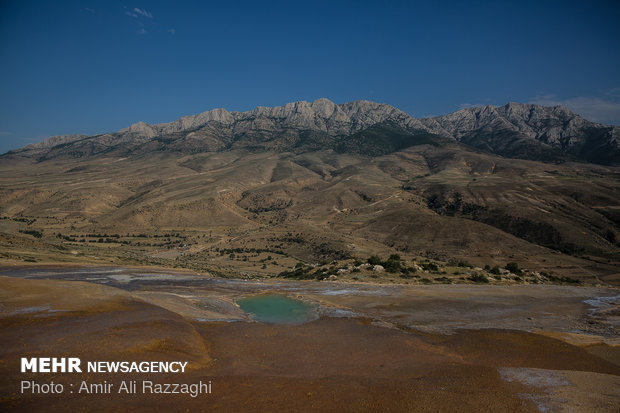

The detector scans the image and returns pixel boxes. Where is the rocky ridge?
[422,103,620,163]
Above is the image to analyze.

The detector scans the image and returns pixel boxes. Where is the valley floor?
[0,265,618,412]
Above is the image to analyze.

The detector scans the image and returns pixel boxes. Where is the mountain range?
[1,99,619,285]
[6,99,620,165]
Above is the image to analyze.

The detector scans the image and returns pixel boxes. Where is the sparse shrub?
[368,255,382,266]
[421,262,438,272]
[384,260,401,273]
[505,262,522,275]
[468,273,489,283]
[490,266,501,275]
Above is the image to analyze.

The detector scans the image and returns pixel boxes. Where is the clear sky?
[1,0,619,154]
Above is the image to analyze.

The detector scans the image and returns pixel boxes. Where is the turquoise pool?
[236,293,318,324]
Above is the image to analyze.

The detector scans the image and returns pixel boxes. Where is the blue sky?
[1,0,619,154]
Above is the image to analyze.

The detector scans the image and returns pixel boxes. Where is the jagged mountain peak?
[450,102,580,121]
[120,107,235,137]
